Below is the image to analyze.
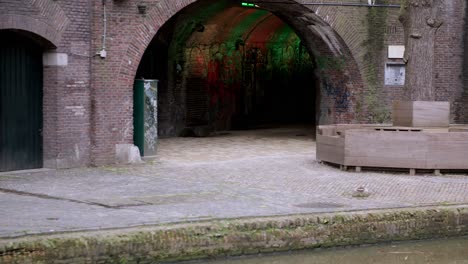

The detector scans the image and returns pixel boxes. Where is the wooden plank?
[422,128,449,133]
[316,144,344,164]
[316,135,345,164]
[426,133,468,169]
[317,134,344,146]
[336,124,371,130]
[392,101,413,127]
[345,130,428,158]
[449,126,468,132]
[317,124,468,170]
[345,156,428,169]
[392,101,450,127]
[317,125,340,136]
[344,130,429,168]
[413,101,450,127]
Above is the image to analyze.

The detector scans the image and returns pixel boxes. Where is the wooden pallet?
[319,161,468,176]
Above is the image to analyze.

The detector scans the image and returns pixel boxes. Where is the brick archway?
[0,4,69,169]
[121,0,364,122]
[116,0,195,84]
[0,0,69,47]
[91,0,366,165]
[0,15,60,48]
[91,0,198,164]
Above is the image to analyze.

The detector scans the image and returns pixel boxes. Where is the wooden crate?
[393,101,450,127]
[316,124,468,171]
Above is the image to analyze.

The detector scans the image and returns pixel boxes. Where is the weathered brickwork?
[382,6,406,111]
[0,0,92,169]
[0,0,69,46]
[312,4,374,122]
[434,0,465,122]
[454,1,468,123]
[1,206,467,263]
[0,0,466,167]
[90,0,370,164]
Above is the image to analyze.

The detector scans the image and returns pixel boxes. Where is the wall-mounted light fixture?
[137,4,147,15]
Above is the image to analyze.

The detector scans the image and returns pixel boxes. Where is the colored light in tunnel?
[241,2,256,7]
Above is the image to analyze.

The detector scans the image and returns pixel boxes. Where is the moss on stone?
[1,206,467,264]
[363,4,391,123]
[316,55,346,72]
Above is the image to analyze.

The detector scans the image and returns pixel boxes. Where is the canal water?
[171,236,468,264]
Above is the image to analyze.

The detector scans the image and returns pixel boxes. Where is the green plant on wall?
[363,3,390,123]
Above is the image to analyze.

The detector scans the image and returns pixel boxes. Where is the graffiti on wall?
[144,80,158,154]
[183,38,314,129]
[323,80,350,112]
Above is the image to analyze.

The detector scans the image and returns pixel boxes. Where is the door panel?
[0,32,43,172]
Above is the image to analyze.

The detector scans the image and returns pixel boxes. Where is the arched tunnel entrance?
[134,0,362,160]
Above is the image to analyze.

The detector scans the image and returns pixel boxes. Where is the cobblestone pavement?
[1,125,468,238]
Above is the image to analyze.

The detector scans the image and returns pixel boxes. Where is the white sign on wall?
[388,45,405,59]
[385,63,405,86]
[43,52,68,66]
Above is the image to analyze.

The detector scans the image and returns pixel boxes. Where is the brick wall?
[309,1,406,123]
[2,0,466,167]
[382,6,406,111]
[90,0,196,165]
[310,3,369,123]
[434,0,465,123]
[0,0,92,169]
[454,1,468,123]
[55,0,92,168]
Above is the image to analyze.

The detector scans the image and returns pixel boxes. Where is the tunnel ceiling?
[173,2,304,53]
[141,0,364,136]
[169,0,347,57]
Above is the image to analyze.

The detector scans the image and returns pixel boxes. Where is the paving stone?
[0,126,467,238]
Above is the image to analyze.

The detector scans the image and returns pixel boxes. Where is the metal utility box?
[133,79,158,157]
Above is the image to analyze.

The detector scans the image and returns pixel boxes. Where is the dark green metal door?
[0,32,43,172]
[133,79,145,156]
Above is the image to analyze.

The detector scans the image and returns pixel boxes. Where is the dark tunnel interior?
[136,0,317,138]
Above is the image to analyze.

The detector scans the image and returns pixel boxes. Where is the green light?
[241,2,255,7]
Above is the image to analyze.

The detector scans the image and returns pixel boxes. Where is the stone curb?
[1,205,467,264]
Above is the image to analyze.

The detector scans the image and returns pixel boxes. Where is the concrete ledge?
[0,168,54,176]
[1,205,467,263]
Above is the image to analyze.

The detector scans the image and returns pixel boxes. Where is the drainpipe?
[301,2,400,8]
[98,0,107,58]
[252,1,400,8]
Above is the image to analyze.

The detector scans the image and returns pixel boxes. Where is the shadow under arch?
[0,30,50,172]
[266,2,364,124]
[0,15,63,49]
[0,28,57,50]
[90,0,368,164]
[123,0,364,127]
